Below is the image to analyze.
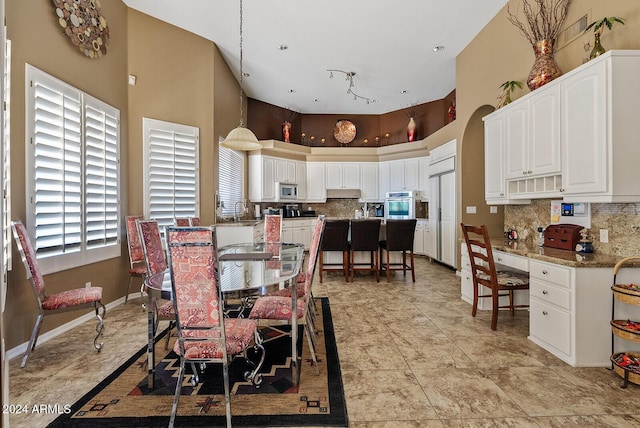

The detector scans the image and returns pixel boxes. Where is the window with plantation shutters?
[143,118,199,232]
[218,143,244,217]
[3,39,11,272]
[25,65,121,274]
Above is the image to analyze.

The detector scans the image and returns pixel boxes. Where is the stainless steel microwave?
[275,182,298,201]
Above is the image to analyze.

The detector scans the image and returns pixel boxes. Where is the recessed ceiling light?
[400,90,408,94]
[433,45,445,52]
[288,89,296,93]
[242,72,250,77]
[313,99,319,102]
[277,44,288,50]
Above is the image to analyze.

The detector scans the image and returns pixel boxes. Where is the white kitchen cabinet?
[275,158,296,183]
[249,155,305,202]
[378,161,390,200]
[248,155,276,202]
[414,219,430,255]
[306,162,326,202]
[418,156,430,201]
[504,83,561,180]
[325,162,360,189]
[389,158,419,191]
[483,111,509,202]
[359,162,380,201]
[217,223,261,248]
[528,259,618,367]
[561,51,640,203]
[296,161,307,201]
[283,219,312,250]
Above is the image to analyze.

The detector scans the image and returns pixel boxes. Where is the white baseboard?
[6,296,129,362]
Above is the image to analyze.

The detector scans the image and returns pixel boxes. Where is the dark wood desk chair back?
[349,219,382,282]
[379,219,417,282]
[319,219,351,282]
[460,223,530,330]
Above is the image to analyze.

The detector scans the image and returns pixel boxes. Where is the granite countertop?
[491,239,637,268]
[216,220,263,227]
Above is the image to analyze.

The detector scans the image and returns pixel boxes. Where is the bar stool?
[349,219,381,282]
[319,219,350,282]
[379,219,417,282]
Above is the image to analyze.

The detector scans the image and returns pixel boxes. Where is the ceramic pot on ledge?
[527,39,562,91]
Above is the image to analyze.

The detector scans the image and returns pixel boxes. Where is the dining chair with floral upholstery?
[174,217,191,227]
[11,220,106,368]
[263,214,283,243]
[125,215,147,305]
[137,219,175,349]
[166,225,264,428]
[248,215,326,375]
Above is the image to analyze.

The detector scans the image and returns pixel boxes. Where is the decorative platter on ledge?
[333,120,356,144]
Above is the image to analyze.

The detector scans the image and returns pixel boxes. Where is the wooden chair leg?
[410,251,416,282]
[343,250,349,282]
[350,251,355,282]
[402,251,407,276]
[491,287,499,330]
[374,249,379,282]
[472,282,479,318]
[386,249,391,282]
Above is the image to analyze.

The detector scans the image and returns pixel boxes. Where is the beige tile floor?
[9,257,640,427]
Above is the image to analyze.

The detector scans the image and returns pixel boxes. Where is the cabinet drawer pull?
[542,270,548,275]
[542,290,548,295]
[542,311,549,316]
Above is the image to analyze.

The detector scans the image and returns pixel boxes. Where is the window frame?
[218,141,245,218]
[142,118,200,232]
[25,64,121,275]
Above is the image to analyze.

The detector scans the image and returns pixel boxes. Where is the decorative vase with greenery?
[497,80,523,108]
[507,0,571,91]
[585,17,625,59]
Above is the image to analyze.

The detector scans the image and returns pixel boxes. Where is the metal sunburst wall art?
[53,0,110,59]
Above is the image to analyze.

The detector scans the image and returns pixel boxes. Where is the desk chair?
[460,223,530,330]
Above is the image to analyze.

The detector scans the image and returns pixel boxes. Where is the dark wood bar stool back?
[319,219,351,282]
[349,219,382,282]
[379,219,417,282]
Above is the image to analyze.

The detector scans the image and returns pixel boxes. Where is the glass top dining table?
[144,241,305,388]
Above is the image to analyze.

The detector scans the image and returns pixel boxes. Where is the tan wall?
[127,9,230,225]
[5,0,129,349]
[447,0,640,261]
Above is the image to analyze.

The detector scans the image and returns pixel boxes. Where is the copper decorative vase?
[407,117,417,142]
[527,39,562,91]
[281,121,292,143]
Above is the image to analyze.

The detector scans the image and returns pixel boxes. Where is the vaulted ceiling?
[123,0,507,114]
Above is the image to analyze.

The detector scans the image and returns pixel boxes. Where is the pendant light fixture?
[221,0,261,151]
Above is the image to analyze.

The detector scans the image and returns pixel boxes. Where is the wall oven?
[384,190,416,220]
[275,182,298,201]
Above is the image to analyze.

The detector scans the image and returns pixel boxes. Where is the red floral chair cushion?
[41,287,103,311]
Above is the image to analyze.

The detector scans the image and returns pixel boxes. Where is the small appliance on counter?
[283,204,301,218]
[544,224,583,251]
[301,210,316,217]
[263,207,283,217]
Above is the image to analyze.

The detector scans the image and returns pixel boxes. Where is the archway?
[459,105,505,246]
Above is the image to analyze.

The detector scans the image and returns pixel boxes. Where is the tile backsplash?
[505,199,640,256]
[253,199,428,219]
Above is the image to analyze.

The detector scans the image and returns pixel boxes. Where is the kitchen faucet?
[234,200,247,222]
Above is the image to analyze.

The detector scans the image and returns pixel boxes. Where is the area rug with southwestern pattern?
[48,297,347,427]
